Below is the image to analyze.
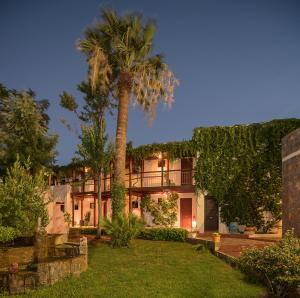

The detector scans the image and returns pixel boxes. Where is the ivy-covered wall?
[126,140,195,162]
[192,118,300,229]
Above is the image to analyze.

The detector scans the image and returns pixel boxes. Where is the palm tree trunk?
[113,72,131,218]
[96,172,102,238]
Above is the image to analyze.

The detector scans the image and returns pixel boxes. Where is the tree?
[77,122,114,238]
[78,9,178,218]
[0,159,49,236]
[0,83,58,175]
[60,81,114,237]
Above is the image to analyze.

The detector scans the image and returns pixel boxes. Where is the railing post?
[167,158,170,186]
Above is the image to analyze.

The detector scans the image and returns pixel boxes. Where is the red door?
[180,198,192,229]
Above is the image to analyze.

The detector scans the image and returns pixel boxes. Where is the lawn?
[8,240,264,298]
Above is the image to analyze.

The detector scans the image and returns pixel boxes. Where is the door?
[181,158,193,185]
[180,198,192,229]
[204,196,219,231]
[103,201,107,218]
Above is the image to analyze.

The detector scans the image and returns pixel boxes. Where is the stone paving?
[196,234,279,258]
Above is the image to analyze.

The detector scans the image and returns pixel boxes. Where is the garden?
[5,240,264,298]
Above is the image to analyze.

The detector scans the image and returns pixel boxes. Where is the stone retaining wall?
[0,247,34,270]
[282,128,300,237]
[0,254,87,294]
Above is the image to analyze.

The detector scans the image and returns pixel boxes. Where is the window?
[131,201,139,209]
[158,159,165,168]
[60,204,65,212]
[74,204,79,210]
[90,203,95,209]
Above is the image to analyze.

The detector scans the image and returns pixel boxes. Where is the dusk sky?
[1,0,300,165]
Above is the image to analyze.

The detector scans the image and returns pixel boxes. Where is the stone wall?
[282,128,300,237]
[0,247,34,270]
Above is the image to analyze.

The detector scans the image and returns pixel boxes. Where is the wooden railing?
[69,169,194,193]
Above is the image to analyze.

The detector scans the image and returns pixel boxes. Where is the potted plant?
[212,232,221,243]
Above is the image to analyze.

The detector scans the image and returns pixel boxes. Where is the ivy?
[193,118,300,230]
[126,140,195,162]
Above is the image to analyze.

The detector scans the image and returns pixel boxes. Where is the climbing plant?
[193,119,300,230]
[127,140,195,163]
[141,192,178,227]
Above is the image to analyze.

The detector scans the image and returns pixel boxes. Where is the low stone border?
[0,237,88,295]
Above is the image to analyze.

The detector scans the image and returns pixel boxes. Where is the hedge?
[138,228,188,242]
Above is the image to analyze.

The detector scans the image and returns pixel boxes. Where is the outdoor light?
[158,152,162,159]
[192,216,197,229]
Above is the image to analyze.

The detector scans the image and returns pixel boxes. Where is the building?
[47,145,229,234]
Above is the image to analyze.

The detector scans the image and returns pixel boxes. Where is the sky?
[1,0,300,165]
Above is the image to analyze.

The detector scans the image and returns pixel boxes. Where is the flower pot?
[212,234,221,243]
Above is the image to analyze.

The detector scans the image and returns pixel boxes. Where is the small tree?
[77,122,114,238]
[141,192,178,227]
[0,159,49,236]
[0,83,58,176]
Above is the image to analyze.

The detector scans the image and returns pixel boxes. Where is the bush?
[80,227,107,236]
[138,228,188,242]
[102,213,144,248]
[140,192,178,227]
[239,230,300,297]
[0,226,17,244]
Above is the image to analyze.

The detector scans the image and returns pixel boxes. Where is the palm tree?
[78,9,178,218]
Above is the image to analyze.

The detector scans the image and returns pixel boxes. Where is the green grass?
[8,240,264,298]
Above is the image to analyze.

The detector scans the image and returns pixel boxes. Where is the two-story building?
[47,143,229,234]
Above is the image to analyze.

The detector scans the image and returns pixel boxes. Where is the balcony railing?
[70,169,194,194]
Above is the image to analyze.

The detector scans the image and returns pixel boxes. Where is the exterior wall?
[46,185,71,234]
[282,128,300,237]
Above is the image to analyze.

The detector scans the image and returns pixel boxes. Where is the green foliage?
[140,192,178,227]
[0,226,18,244]
[83,211,91,226]
[102,213,144,248]
[127,140,194,163]
[138,227,188,242]
[111,182,126,219]
[63,212,72,226]
[193,119,300,229]
[80,227,97,235]
[0,84,58,175]
[77,122,114,175]
[239,230,300,297]
[0,159,49,236]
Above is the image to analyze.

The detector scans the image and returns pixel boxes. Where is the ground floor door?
[204,196,219,232]
[180,198,192,229]
[103,201,107,218]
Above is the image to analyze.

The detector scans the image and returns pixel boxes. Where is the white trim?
[282,148,300,162]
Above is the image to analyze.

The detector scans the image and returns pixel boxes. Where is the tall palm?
[78,9,178,218]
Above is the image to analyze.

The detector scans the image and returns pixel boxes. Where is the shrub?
[140,192,178,227]
[80,227,97,235]
[102,213,144,248]
[0,226,17,244]
[138,227,188,242]
[239,230,300,297]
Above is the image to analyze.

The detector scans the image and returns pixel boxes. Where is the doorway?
[204,196,219,232]
[180,198,192,229]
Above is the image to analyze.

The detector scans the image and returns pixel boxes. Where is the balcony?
[71,169,194,194]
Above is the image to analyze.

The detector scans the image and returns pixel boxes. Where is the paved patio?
[193,234,279,258]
